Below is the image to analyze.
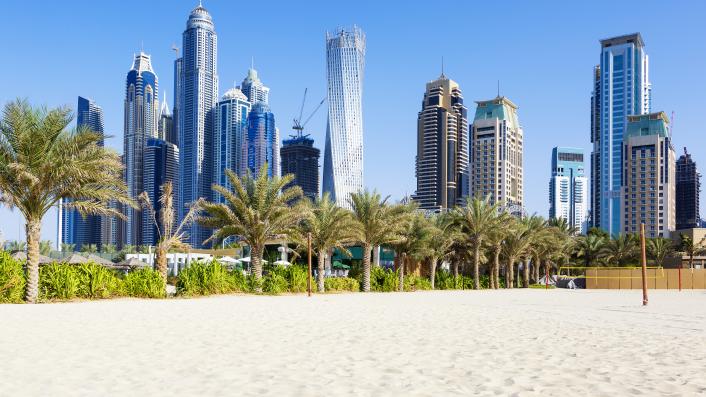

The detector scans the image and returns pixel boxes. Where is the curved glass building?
[245,102,278,178]
[322,26,365,209]
[214,87,251,200]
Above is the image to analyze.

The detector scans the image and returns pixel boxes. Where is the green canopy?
[332,261,350,270]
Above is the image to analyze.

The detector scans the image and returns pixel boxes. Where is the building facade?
[281,133,320,201]
[676,148,701,230]
[179,4,218,247]
[470,96,524,214]
[123,52,159,247]
[549,147,588,233]
[142,138,179,246]
[413,74,469,211]
[592,33,651,235]
[322,27,366,209]
[58,96,105,250]
[239,67,270,105]
[214,88,251,200]
[244,102,278,178]
[620,112,674,238]
[158,93,175,145]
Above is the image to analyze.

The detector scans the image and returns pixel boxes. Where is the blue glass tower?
[214,88,251,201]
[549,147,588,233]
[142,138,179,246]
[593,33,651,236]
[179,4,218,248]
[245,102,278,178]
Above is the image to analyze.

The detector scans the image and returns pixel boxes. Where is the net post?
[640,223,648,306]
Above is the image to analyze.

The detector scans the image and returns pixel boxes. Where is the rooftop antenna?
[141,40,144,53]
[671,110,675,138]
[171,44,179,58]
[497,80,500,98]
[440,56,445,78]
[199,0,202,7]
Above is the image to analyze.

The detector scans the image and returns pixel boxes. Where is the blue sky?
[1,0,705,243]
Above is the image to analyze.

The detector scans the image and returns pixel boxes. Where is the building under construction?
[281,135,320,201]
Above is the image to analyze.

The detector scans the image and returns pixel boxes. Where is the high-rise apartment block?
[620,112,674,238]
[413,74,469,211]
[281,133,320,201]
[142,138,179,246]
[214,88,251,199]
[323,27,366,209]
[245,102,278,178]
[179,4,218,248]
[591,33,651,235]
[549,147,588,233]
[158,94,176,145]
[123,52,159,247]
[676,148,701,230]
[470,96,524,214]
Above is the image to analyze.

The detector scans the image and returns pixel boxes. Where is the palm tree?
[121,244,137,254]
[199,166,303,291]
[522,215,549,287]
[81,243,98,254]
[486,213,512,289]
[599,234,637,266]
[7,240,26,252]
[60,243,75,253]
[575,234,605,267]
[678,234,706,270]
[502,220,533,288]
[39,240,52,256]
[391,208,431,291]
[425,213,457,289]
[301,192,357,292]
[101,244,117,255]
[349,190,407,292]
[0,99,130,302]
[139,181,203,285]
[453,196,501,289]
[647,237,673,268]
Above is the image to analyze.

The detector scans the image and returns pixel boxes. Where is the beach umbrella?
[10,251,53,264]
[62,253,91,264]
[332,261,350,270]
[218,256,240,264]
[85,253,115,266]
[273,260,291,266]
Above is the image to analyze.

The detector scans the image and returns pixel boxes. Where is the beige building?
[470,96,523,213]
[620,112,675,238]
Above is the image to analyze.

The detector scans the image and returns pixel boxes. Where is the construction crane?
[292,88,326,139]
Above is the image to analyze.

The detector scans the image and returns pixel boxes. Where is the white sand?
[1,290,705,396]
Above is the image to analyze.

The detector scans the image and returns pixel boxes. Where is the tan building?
[620,112,675,238]
[470,96,523,213]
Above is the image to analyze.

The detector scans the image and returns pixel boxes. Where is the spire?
[160,92,171,117]
[439,56,446,79]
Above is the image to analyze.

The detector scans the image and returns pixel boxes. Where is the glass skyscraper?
[549,147,588,234]
[123,51,159,247]
[214,88,251,200]
[323,27,366,209]
[245,102,278,178]
[240,67,270,105]
[179,4,218,248]
[676,148,701,230]
[58,96,105,250]
[142,138,179,246]
[591,33,651,236]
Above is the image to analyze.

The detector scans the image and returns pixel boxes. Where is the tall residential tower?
[179,4,218,248]
[214,87,250,198]
[322,27,366,209]
[676,148,701,230]
[413,74,469,211]
[549,147,588,233]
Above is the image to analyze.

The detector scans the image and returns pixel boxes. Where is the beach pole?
[307,232,312,297]
[640,223,648,306]
[545,263,549,290]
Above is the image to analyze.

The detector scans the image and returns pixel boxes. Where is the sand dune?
[1,290,705,396]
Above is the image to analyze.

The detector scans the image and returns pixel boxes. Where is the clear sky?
[1,0,705,243]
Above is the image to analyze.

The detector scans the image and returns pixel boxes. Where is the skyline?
[2,0,706,242]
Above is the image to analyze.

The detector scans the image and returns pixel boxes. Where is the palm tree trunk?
[252,244,265,293]
[25,218,41,303]
[473,242,481,290]
[507,258,514,289]
[156,245,168,282]
[493,247,501,289]
[362,243,372,292]
[430,257,437,289]
[534,256,540,283]
[453,261,459,278]
[398,253,406,292]
[523,258,530,288]
[317,250,326,293]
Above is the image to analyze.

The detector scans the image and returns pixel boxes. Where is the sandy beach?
[1,290,705,396]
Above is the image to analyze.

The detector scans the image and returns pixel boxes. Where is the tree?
[0,99,130,303]
[7,240,26,252]
[101,244,117,255]
[647,237,673,268]
[139,181,203,286]
[485,212,513,289]
[522,215,549,287]
[575,234,606,267]
[81,243,98,254]
[199,166,303,291]
[425,213,458,289]
[349,190,406,292]
[390,208,431,291]
[599,234,637,266]
[60,243,76,253]
[121,244,137,254]
[453,197,502,289]
[678,234,706,270]
[502,220,533,288]
[39,240,52,256]
[301,192,357,292]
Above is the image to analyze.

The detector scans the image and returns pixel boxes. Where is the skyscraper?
[676,148,701,230]
[142,138,179,246]
[158,93,175,144]
[549,147,588,233]
[240,66,270,105]
[620,112,674,238]
[244,102,278,178]
[590,65,601,228]
[58,96,105,250]
[123,51,159,247]
[470,96,523,214]
[281,132,320,201]
[214,87,251,199]
[413,74,469,211]
[173,55,183,146]
[179,4,218,248]
[592,33,651,235]
[322,27,366,209]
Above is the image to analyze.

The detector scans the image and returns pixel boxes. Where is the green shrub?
[367,266,398,292]
[230,269,249,292]
[0,251,25,303]
[262,272,288,294]
[77,263,122,299]
[177,261,236,296]
[284,265,308,293]
[247,273,263,293]
[324,277,359,292]
[40,264,81,300]
[435,270,454,290]
[404,275,432,291]
[123,268,165,298]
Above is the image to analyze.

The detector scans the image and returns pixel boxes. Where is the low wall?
[585,268,706,289]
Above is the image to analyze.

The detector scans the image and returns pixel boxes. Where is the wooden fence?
[585,268,706,289]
